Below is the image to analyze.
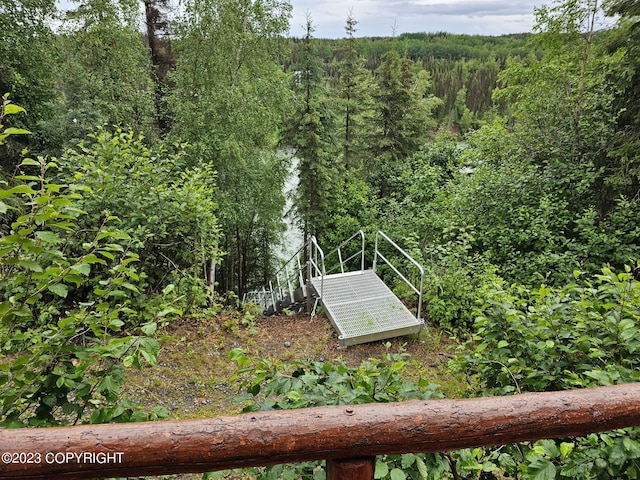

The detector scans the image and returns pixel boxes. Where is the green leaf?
[609,442,628,466]
[72,263,91,276]
[389,468,407,480]
[47,283,69,298]
[202,472,226,479]
[285,390,301,402]
[482,461,498,472]
[401,453,416,469]
[98,375,120,399]
[535,440,560,459]
[559,442,574,458]
[121,282,139,293]
[374,460,389,479]
[19,259,43,272]
[415,456,428,480]
[525,457,556,480]
[10,185,37,195]
[141,321,157,336]
[584,369,613,385]
[20,158,40,166]
[312,469,326,480]
[4,104,26,115]
[35,231,62,244]
[4,127,31,135]
[623,438,640,459]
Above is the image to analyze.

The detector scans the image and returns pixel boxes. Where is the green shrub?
[58,128,221,301]
[1,103,167,426]
[228,347,444,480]
[453,265,640,479]
[0,156,166,426]
[460,266,640,394]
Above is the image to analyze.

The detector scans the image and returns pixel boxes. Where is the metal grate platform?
[310,270,423,347]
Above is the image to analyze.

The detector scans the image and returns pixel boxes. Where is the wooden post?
[2,384,640,479]
[327,457,375,480]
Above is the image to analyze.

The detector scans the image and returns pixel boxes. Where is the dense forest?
[2,0,640,477]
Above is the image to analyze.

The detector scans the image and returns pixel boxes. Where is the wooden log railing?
[1,383,640,479]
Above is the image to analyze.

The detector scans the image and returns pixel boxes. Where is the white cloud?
[56,0,562,39]
[289,0,555,38]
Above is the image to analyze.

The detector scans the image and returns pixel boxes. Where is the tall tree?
[143,0,175,133]
[369,51,440,197]
[334,12,375,172]
[449,0,640,283]
[170,0,292,296]
[38,0,157,154]
[292,14,339,244]
[0,0,57,169]
[605,0,640,201]
[496,0,621,215]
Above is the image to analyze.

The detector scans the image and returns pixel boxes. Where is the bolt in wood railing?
[1,383,640,479]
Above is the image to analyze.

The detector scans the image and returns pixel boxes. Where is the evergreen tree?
[369,51,440,197]
[334,13,374,172]
[293,14,339,243]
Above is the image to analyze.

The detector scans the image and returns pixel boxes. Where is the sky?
[53,0,615,39]
[288,0,555,38]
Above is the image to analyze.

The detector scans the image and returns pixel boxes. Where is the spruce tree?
[369,52,439,197]
[335,13,375,172]
[293,14,339,244]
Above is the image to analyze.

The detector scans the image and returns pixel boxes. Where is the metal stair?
[243,230,425,347]
[309,270,422,347]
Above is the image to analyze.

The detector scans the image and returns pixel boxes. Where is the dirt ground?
[125,311,461,420]
[123,311,464,479]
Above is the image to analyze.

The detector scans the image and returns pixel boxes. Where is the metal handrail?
[244,241,307,311]
[308,236,325,310]
[245,230,425,322]
[244,235,327,314]
[324,230,366,274]
[373,231,425,323]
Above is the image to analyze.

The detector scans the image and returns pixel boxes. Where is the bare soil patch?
[125,312,462,420]
[123,311,465,479]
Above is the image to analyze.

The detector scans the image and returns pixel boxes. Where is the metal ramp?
[243,230,425,347]
[310,270,422,347]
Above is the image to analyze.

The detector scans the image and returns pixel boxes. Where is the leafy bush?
[58,128,220,305]
[461,266,640,394]
[0,155,166,426]
[572,198,640,273]
[227,347,444,480]
[420,225,501,331]
[1,102,167,426]
[453,265,640,479]
[224,349,531,480]
[438,154,577,286]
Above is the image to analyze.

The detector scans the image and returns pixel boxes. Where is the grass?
[126,311,468,417]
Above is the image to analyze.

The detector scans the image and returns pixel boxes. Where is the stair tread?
[310,270,421,347]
